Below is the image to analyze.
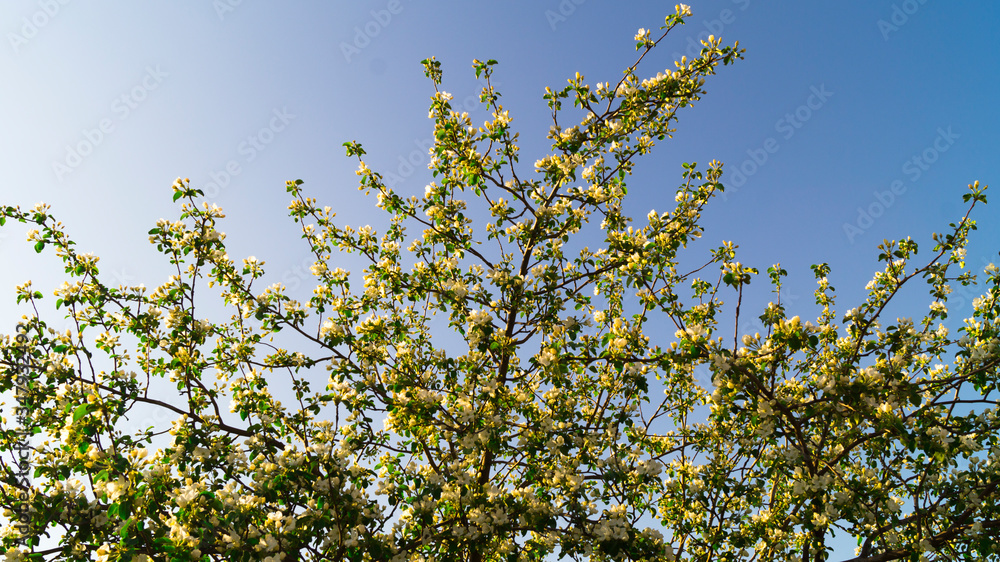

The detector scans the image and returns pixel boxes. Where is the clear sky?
[3,1,997,333]
[2,0,998,557]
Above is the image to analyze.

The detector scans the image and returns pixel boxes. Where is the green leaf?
[73,403,91,422]
[34,241,44,253]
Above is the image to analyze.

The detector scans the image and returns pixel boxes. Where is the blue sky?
[2,1,997,334]
[1,0,998,556]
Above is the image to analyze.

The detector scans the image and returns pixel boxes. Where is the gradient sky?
[2,1,998,556]
[3,1,997,331]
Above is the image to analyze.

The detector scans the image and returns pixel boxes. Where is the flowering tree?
[1,6,999,561]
